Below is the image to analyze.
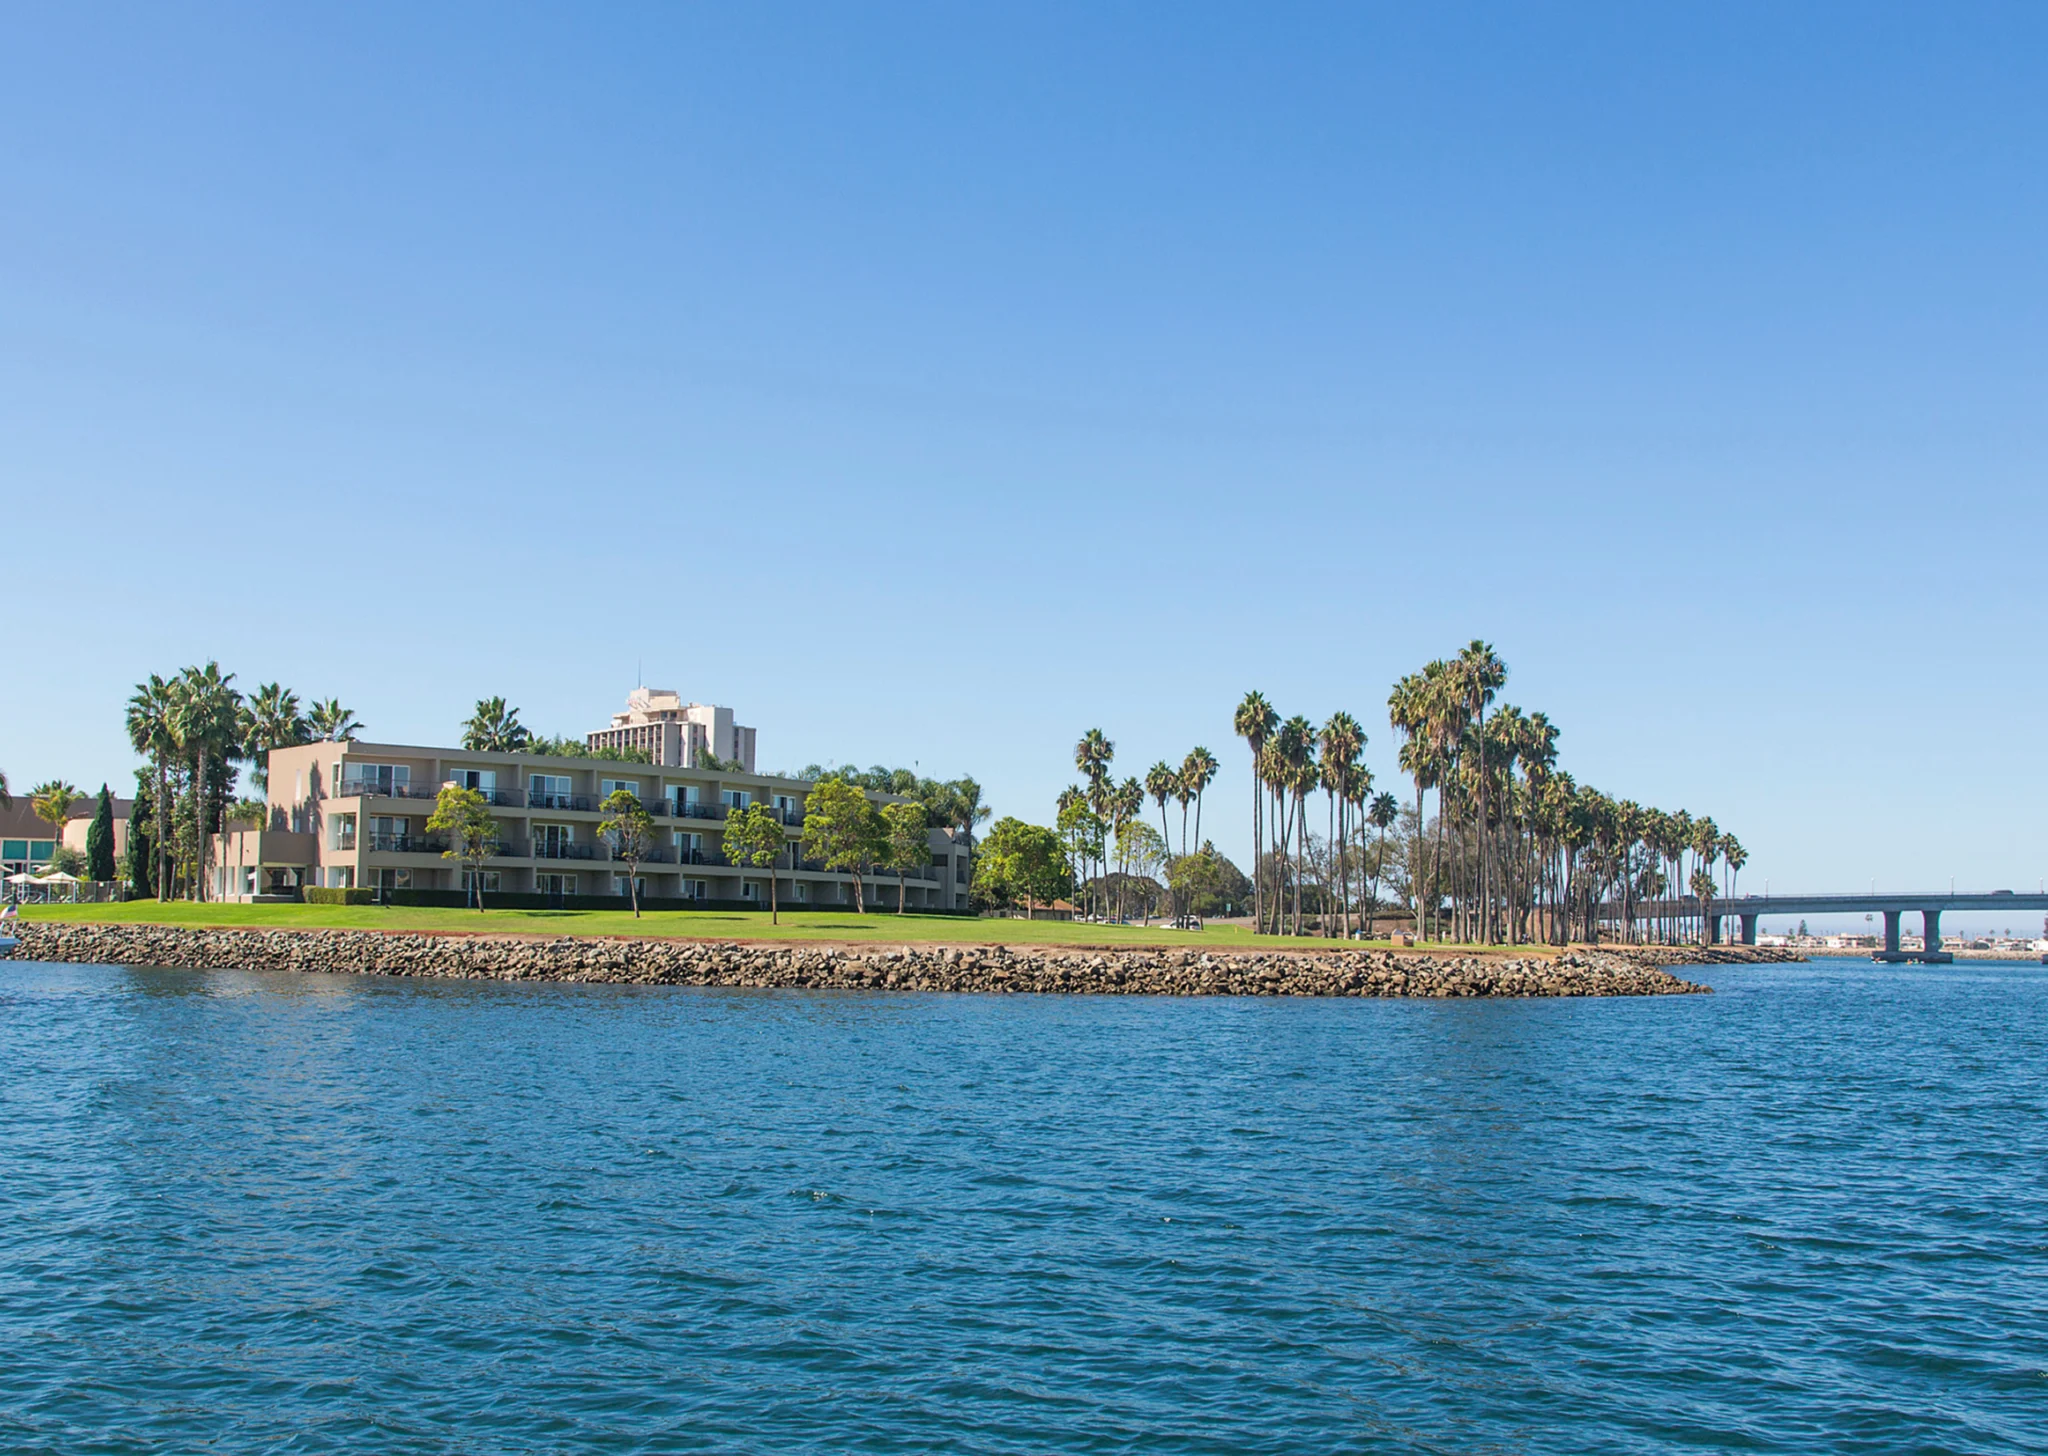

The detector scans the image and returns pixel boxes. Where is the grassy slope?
[15,901,1556,954]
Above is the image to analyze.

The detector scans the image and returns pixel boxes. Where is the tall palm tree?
[1318,713,1364,937]
[1232,692,1277,933]
[1110,776,1143,921]
[1145,761,1178,858]
[309,698,364,742]
[126,675,179,900]
[241,683,311,793]
[1172,766,1195,857]
[1454,641,1506,941]
[1181,747,1219,854]
[947,776,990,860]
[1389,669,1449,939]
[1720,833,1746,899]
[461,697,526,753]
[1366,791,1399,937]
[171,663,242,901]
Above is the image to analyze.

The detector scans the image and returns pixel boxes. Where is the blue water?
[1,959,2044,1454]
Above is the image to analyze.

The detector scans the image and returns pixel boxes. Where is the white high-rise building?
[585,689,756,771]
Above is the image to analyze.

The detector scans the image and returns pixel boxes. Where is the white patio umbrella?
[34,871,80,884]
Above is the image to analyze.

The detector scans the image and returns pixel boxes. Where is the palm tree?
[1110,777,1143,921]
[30,781,80,851]
[1720,834,1747,899]
[1454,641,1506,941]
[1318,713,1364,937]
[126,675,179,900]
[462,697,527,753]
[241,683,310,793]
[308,698,364,742]
[1181,747,1219,854]
[171,663,243,901]
[1366,791,1399,936]
[945,776,990,865]
[1388,670,1445,939]
[1145,761,1178,859]
[1232,692,1277,933]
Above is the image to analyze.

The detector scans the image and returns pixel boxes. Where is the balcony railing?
[533,841,596,861]
[337,779,437,801]
[674,802,727,820]
[490,840,528,859]
[365,833,448,854]
[528,791,593,812]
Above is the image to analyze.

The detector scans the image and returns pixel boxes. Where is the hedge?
[304,887,378,906]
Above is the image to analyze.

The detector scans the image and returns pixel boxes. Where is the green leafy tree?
[462,697,528,753]
[800,777,883,912]
[426,785,500,911]
[598,788,656,918]
[723,802,788,924]
[973,816,1072,920]
[85,785,118,883]
[0,769,9,805]
[1167,848,1222,925]
[881,801,930,914]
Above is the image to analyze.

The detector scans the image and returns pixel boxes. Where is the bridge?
[1603,892,2048,963]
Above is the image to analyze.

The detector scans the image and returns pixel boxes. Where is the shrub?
[304,887,378,906]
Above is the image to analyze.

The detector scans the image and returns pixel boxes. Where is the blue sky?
[3,4,2043,925]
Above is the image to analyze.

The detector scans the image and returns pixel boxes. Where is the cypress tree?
[125,786,156,898]
[86,784,118,883]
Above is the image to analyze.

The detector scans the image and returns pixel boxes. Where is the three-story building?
[212,739,969,910]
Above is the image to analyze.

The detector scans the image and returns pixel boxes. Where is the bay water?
[1,956,2042,1453]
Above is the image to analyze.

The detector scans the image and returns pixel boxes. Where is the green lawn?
[14,900,1553,953]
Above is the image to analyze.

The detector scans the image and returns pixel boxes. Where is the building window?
[330,814,357,850]
[373,868,413,890]
[741,881,759,901]
[534,823,575,858]
[791,882,807,902]
[683,879,707,900]
[462,870,501,893]
[535,873,578,895]
[449,769,497,792]
[722,789,749,811]
[326,867,355,889]
[612,874,646,898]
[600,778,641,800]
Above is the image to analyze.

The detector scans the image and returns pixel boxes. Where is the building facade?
[2,795,132,875]
[584,689,756,771]
[210,739,967,909]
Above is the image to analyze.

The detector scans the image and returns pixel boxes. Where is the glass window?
[722,789,749,810]
[461,870,501,892]
[330,814,357,850]
[448,769,497,792]
[600,779,640,799]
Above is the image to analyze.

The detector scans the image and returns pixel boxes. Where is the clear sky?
[3,4,2043,925]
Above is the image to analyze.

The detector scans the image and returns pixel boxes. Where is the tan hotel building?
[211,738,968,909]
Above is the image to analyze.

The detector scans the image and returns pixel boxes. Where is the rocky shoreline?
[5,923,1801,997]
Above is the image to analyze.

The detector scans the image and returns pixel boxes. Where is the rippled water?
[1,957,2044,1454]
